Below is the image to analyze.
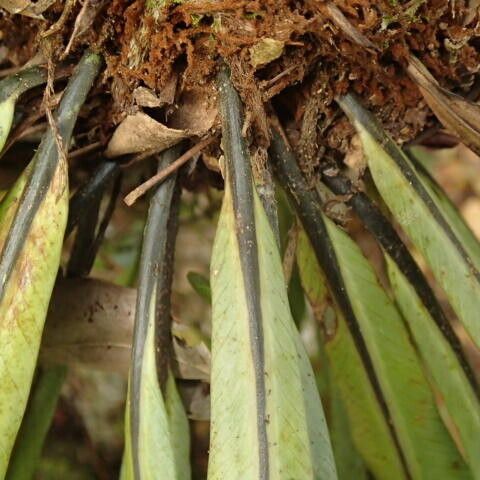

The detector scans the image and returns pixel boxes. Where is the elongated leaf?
[6,366,67,480]
[297,230,405,480]
[387,257,480,476]
[122,146,190,480]
[208,67,336,480]
[8,159,120,480]
[271,131,471,479]
[0,66,47,152]
[209,179,336,479]
[0,157,67,474]
[339,93,480,350]
[326,218,471,478]
[122,309,190,480]
[303,268,368,480]
[320,167,476,388]
[0,52,100,476]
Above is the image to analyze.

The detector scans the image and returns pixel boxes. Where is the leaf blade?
[209,180,337,480]
[0,156,68,475]
[0,52,100,475]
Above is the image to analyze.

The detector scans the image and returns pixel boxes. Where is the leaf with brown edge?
[0,52,101,477]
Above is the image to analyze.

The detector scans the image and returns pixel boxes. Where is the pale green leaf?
[340,94,480,350]
[121,294,190,480]
[208,182,337,479]
[0,66,47,153]
[387,256,480,476]
[271,121,471,479]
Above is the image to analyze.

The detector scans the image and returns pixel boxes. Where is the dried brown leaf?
[64,0,107,56]
[167,87,218,133]
[133,86,166,108]
[323,3,378,51]
[133,75,177,108]
[41,278,212,381]
[41,278,134,374]
[105,112,188,158]
[178,382,210,421]
[173,329,210,382]
[407,55,480,156]
[0,0,55,17]
[463,0,480,25]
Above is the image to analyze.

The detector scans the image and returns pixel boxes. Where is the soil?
[1,0,480,177]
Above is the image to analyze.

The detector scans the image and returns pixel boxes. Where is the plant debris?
[105,111,187,158]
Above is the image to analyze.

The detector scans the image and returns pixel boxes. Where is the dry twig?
[124,136,215,206]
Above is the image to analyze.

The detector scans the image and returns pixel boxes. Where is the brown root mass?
[1,0,480,176]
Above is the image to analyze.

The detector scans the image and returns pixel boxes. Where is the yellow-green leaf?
[387,256,480,476]
[297,230,406,480]
[271,132,471,479]
[121,305,190,480]
[0,52,100,476]
[0,66,46,153]
[340,93,480,350]
[324,217,470,479]
[0,97,14,152]
[0,156,67,475]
